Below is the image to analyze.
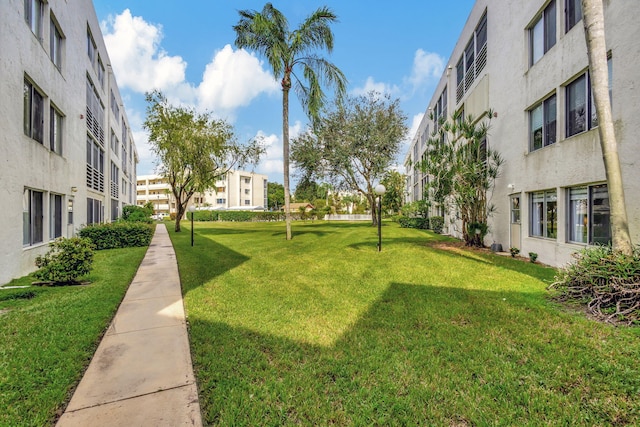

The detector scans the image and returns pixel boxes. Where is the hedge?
[187,210,302,222]
[398,217,430,229]
[78,222,154,250]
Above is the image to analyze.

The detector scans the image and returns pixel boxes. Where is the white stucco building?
[0,0,137,284]
[405,0,640,266]
[136,170,268,214]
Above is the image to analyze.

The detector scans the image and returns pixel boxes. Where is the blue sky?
[93,1,476,185]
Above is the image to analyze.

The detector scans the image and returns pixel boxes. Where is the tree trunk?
[369,193,378,226]
[582,0,633,254]
[282,79,292,240]
[175,204,184,232]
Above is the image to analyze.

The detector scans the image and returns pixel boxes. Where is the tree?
[420,110,503,247]
[380,170,405,214]
[143,91,262,232]
[291,92,408,226]
[581,0,633,255]
[267,182,285,210]
[234,3,347,240]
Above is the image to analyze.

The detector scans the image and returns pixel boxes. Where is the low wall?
[325,214,372,221]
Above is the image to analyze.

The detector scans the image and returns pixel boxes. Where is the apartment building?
[136,171,268,213]
[404,0,640,266]
[0,0,137,284]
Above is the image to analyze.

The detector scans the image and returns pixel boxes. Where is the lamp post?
[374,184,386,252]
[189,205,196,247]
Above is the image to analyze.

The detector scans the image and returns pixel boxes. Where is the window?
[111,199,119,221]
[530,93,556,151]
[568,184,610,245]
[87,27,96,66]
[87,198,103,225]
[86,137,104,192]
[217,186,225,193]
[456,12,487,102]
[23,189,44,246]
[244,189,250,195]
[68,199,74,225]
[49,105,63,155]
[24,79,45,144]
[433,87,447,132]
[216,198,225,204]
[110,130,119,156]
[530,0,556,65]
[566,0,582,32]
[50,17,63,69]
[566,58,612,137]
[24,0,43,39]
[244,178,251,184]
[110,162,119,199]
[511,196,521,224]
[98,56,105,88]
[86,78,105,144]
[50,194,63,239]
[245,200,251,205]
[110,90,120,118]
[530,189,557,238]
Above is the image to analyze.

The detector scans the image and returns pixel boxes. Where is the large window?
[568,185,611,245]
[86,137,104,192]
[566,59,612,137]
[50,194,63,239]
[50,17,63,69]
[87,198,103,225]
[23,189,44,246]
[530,0,557,65]
[24,79,44,144]
[456,11,487,103]
[530,189,557,238]
[24,0,43,39]
[50,105,63,155]
[566,0,582,32]
[530,94,557,151]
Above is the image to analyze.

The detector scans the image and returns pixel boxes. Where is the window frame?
[50,193,63,240]
[565,58,612,138]
[50,16,63,69]
[24,0,44,40]
[529,93,557,151]
[49,104,63,155]
[565,0,582,32]
[530,0,557,66]
[530,189,557,239]
[567,184,611,245]
[23,188,44,246]
[24,79,45,144]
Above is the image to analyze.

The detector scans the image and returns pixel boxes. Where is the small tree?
[34,238,95,284]
[380,170,405,214]
[420,110,503,247]
[143,91,263,232]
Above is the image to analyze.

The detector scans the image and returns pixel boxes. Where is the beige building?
[137,170,268,213]
[405,0,640,266]
[0,0,137,284]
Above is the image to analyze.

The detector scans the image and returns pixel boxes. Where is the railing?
[456,42,487,104]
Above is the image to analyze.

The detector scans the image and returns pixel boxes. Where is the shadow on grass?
[189,281,640,425]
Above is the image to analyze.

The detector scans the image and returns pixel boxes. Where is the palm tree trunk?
[582,0,633,254]
[282,85,292,240]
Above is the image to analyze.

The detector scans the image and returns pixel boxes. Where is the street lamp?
[189,205,196,247]
[374,184,386,252]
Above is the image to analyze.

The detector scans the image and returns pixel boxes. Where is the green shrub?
[34,237,95,283]
[550,245,640,325]
[430,216,444,234]
[122,205,153,223]
[79,222,154,250]
[510,247,520,257]
[529,252,538,263]
[398,217,429,229]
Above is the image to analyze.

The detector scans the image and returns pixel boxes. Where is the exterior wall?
[137,171,268,212]
[405,0,640,267]
[0,0,137,284]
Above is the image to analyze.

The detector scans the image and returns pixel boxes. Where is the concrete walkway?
[57,224,202,426]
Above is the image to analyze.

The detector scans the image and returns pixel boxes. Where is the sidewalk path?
[57,224,202,426]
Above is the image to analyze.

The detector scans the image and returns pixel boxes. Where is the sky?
[93,1,476,186]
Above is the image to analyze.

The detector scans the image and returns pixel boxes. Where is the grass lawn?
[172,221,640,426]
[0,246,147,426]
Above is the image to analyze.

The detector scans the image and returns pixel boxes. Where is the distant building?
[404,0,640,266]
[0,0,137,284]
[136,170,268,214]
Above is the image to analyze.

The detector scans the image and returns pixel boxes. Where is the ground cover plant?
[171,221,640,426]
[0,246,147,426]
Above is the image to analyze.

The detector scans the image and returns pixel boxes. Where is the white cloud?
[351,77,399,97]
[407,49,445,91]
[197,46,279,114]
[102,9,188,93]
[252,120,304,183]
[407,112,425,143]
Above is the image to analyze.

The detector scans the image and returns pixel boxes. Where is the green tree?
[380,170,405,214]
[581,0,633,254]
[143,91,262,232]
[421,110,503,247]
[291,92,408,226]
[267,182,285,210]
[234,3,347,240]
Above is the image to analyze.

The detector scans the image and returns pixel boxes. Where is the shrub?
[529,252,538,263]
[79,222,154,250]
[430,216,444,234]
[510,247,520,257]
[34,237,95,284]
[549,245,640,325]
[398,217,429,229]
[122,205,153,223]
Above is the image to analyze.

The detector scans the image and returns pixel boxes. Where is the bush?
[398,217,429,229]
[510,247,520,257]
[529,252,538,263]
[430,216,444,234]
[122,205,153,223]
[79,222,154,250]
[550,245,640,325]
[34,237,95,284]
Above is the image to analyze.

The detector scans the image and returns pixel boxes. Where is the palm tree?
[581,0,633,254]
[234,3,346,240]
